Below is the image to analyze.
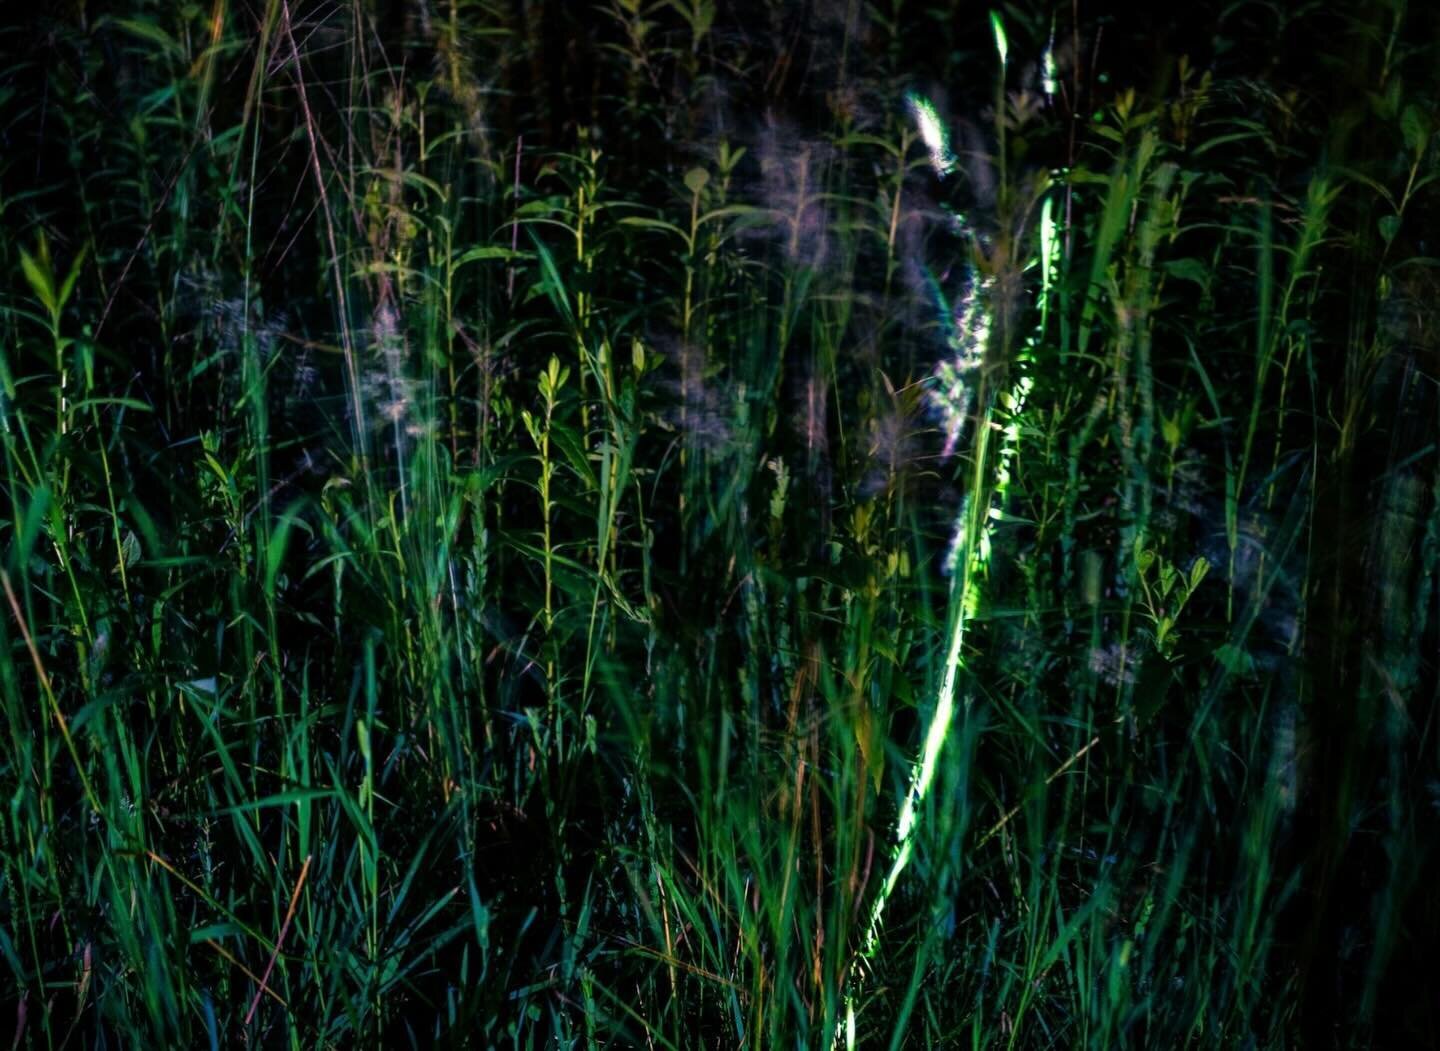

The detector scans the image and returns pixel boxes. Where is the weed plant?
[0,1,1437,1047]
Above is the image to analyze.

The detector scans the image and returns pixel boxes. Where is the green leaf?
[58,245,87,313]
[549,421,597,490]
[619,216,689,242]
[70,397,153,413]
[1189,557,1210,592]
[527,230,575,329]
[111,17,185,57]
[1159,563,1178,599]
[1163,257,1211,288]
[119,530,141,572]
[1215,643,1256,677]
[683,167,710,196]
[211,788,338,815]
[18,248,56,319]
[451,245,530,272]
[1402,104,1430,156]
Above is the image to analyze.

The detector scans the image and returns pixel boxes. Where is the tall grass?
[1,1,1437,1047]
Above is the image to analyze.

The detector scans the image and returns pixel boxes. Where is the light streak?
[1042,20,1058,98]
[840,33,1056,1036]
[990,10,1009,70]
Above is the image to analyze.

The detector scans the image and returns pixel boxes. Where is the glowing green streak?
[1042,18,1058,97]
[840,194,1054,1050]
[862,372,1031,938]
[990,10,1008,69]
[842,374,1031,1049]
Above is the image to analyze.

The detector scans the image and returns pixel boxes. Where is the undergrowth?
[1,0,1437,1046]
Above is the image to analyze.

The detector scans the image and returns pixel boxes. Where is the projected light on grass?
[841,18,1060,1044]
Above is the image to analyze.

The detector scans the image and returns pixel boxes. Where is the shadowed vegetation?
[1,0,1437,1046]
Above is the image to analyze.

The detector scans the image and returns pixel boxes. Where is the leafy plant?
[0,1,1436,1047]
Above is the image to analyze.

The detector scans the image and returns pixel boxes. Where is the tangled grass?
[1,1,1437,1046]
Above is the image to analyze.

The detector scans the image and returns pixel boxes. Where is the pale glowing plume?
[906,92,954,178]
[926,269,991,467]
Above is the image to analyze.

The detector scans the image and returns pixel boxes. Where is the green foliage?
[0,1,1437,1047]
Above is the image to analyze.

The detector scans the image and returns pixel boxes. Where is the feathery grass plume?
[906,91,956,178]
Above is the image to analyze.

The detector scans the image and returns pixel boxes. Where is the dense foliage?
[1,0,1437,1046]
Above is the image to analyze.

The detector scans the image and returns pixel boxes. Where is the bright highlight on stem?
[842,31,1059,1038]
[1042,19,1059,98]
[843,368,1033,1049]
[990,9,1009,69]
